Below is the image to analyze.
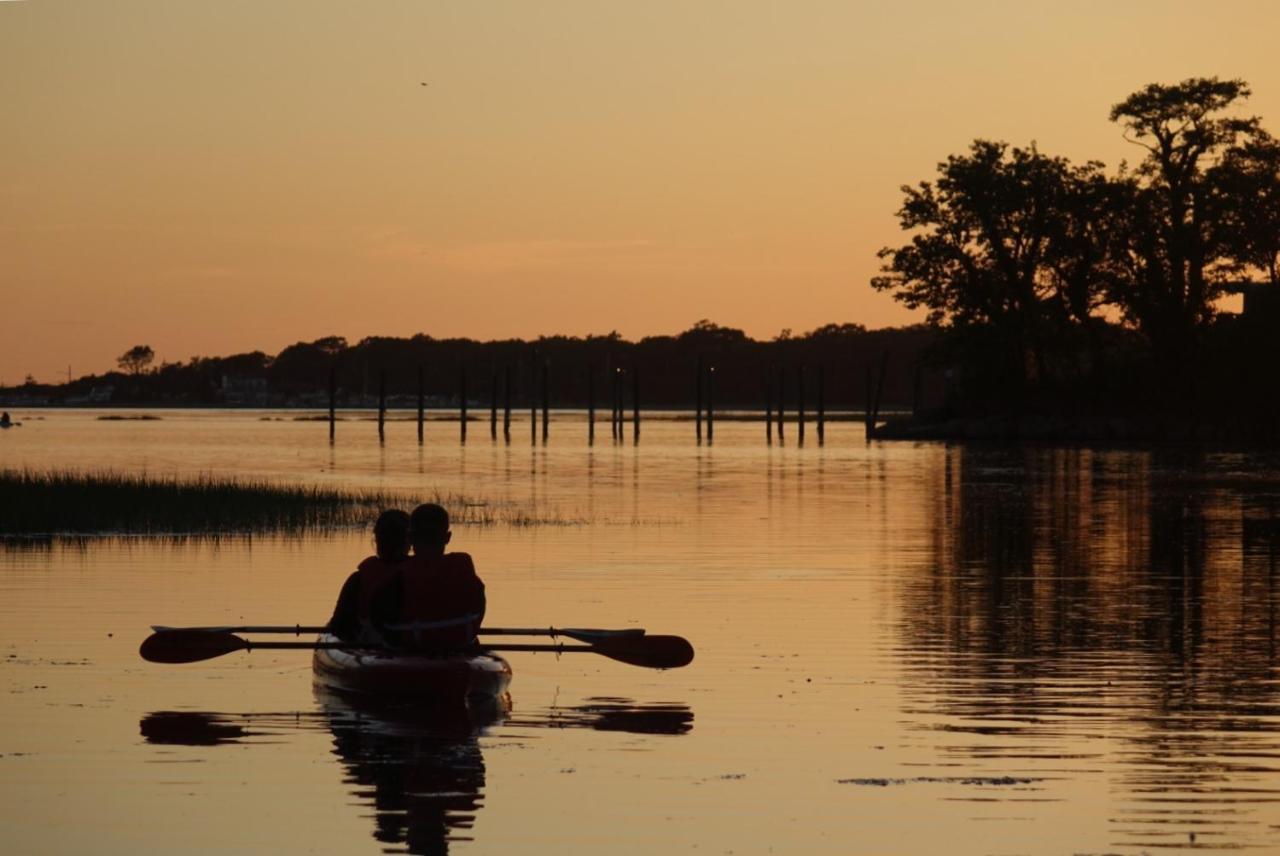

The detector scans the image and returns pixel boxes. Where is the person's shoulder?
[356,555,383,573]
[444,552,477,572]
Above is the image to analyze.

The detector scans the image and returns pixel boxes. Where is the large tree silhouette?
[873,77,1276,411]
[1106,77,1260,366]
[872,140,1102,388]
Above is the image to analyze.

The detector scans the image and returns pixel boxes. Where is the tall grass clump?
[0,469,393,536]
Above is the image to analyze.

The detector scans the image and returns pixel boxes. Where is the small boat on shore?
[311,633,512,703]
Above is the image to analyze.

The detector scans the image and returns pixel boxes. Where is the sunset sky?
[4,1,1280,382]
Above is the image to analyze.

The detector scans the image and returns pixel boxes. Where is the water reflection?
[898,447,1280,850]
[139,710,322,746]
[140,695,692,854]
[507,696,694,735]
[320,690,495,855]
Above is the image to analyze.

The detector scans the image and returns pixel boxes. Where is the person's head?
[410,503,452,556]
[372,509,412,561]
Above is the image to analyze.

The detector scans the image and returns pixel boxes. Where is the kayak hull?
[311,634,512,703]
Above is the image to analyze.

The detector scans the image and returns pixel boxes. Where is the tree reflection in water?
[898,446,1280,851]
[140,693,692,855]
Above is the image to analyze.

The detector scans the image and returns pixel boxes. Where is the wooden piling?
[612,368,621,441]
[632,366,640,443]
[377,370,387,443]
[706,365,714,444]
[490,370,497,440]
[459,367,467,444]
[503,364,512,442]
[765,364,773,444]
[541,362,549,443]
[695,355,703,443]
[797,365,805,445]
[864,363,873,438]
[417,365,424,445]
[817,364,825,445]
[587,365,595,445]
[871,351,889,437]
[530,358,537,446]
[328,366,336,444]
[777,367,785,442]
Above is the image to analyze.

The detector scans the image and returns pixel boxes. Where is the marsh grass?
[0,469,393,536]
[0,469,622,539]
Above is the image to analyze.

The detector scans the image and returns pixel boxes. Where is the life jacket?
[394,552,485,648]
[354,555,403,622]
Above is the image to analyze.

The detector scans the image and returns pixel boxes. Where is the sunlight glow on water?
[4,411,1280,853]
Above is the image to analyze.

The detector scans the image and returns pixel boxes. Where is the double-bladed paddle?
[151,624,648,645]
[139,628,694,670]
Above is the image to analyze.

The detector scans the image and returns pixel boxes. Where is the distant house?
[65,384,115,405]
[220,375,270,406]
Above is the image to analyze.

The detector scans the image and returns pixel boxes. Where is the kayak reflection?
[140,694,693,855]
[318,688,502,854]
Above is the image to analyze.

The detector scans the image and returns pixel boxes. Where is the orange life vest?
[396,552,485,647]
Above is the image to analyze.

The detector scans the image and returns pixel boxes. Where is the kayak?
[311,633,512,703]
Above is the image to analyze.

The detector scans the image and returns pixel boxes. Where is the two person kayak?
[312,633,512,703]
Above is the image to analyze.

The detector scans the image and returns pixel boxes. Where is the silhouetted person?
[373,504,486,651]
[328,509,412,644]
[0,412,10,428]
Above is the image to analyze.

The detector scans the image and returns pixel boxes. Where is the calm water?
[4,410,1280,854]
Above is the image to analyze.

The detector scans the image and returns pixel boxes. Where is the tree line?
[873,77,1280,420]
[5,322,934,408]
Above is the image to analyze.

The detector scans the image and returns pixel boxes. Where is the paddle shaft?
[241,640,599,654]
[153,625,646,641]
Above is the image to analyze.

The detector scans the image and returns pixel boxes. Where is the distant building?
[65,384,115,405]
[220,375,270,406]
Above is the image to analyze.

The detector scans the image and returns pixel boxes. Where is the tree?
[1107,77,1260,360]
[313,336,348,357]
[805,322,867,339]
[872,140,1087,386]
[117,345,155,376]
[1212,130,1280,284]
[677,319,748,345]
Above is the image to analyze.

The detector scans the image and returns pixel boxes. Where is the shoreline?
[873,413,1279,447]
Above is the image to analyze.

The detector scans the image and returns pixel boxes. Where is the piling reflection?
[140,694,692,855]
[898,447,1280,849]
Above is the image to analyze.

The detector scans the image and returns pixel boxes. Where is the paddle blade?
[597,635,695,669]
[140,630,248,664]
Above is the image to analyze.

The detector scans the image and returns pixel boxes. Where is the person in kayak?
[373,502,486,651]
[327,509,412,644]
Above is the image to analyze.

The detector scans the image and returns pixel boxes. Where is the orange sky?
[3,1,1279,382]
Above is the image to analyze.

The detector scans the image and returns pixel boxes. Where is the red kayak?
[311,633,512,703]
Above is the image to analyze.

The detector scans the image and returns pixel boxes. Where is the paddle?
[151,625,647,645]
[139,629,694,670]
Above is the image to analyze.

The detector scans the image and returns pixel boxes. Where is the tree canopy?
[117,345,155,376]
[874,77,1277,397]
